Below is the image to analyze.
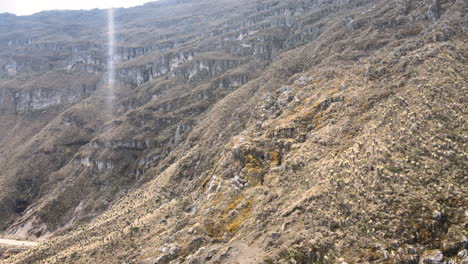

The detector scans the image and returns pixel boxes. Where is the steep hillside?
[0,0,467,263]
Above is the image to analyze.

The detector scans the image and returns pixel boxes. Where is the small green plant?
[130,226,141,233]
[386,165,403,173]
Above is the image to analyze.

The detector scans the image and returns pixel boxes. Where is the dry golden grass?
[1,0,467,263]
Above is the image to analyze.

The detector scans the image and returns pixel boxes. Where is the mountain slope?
[0,0,467,263]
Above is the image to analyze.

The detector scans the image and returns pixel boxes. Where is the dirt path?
[0,239,38,247]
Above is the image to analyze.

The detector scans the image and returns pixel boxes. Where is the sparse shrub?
[130,226,140,233]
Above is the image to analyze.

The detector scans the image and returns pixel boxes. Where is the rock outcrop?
[0,0,466,263]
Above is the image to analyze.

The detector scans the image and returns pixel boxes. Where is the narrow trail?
[0,239,38,247]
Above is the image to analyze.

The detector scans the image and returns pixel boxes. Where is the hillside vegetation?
[0,0,467,263]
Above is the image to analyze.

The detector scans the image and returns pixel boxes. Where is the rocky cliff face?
[0,0,467,263]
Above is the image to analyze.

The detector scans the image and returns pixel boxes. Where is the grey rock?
[432,210,442,221]
[270,232,281,239]
[400,0,412,14]
[278,100,288,108]
[0,86,95,112]
[279,85,292,93]
[383,250,389,259]
[296,76,308,86]
[226,209,239,220]
[154,250,178,264]
[255,121,263,129]
[428,0,441,20]
[265,98,275,109]
[408,246,418,254]
[377,66,386,76]
[231,175,247,189]
[220,168,230,179]
[398,247,405,254]
[187,227,195,235]
[421,250,443,264]
[169,246,178,256]
[458,249,468,257]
